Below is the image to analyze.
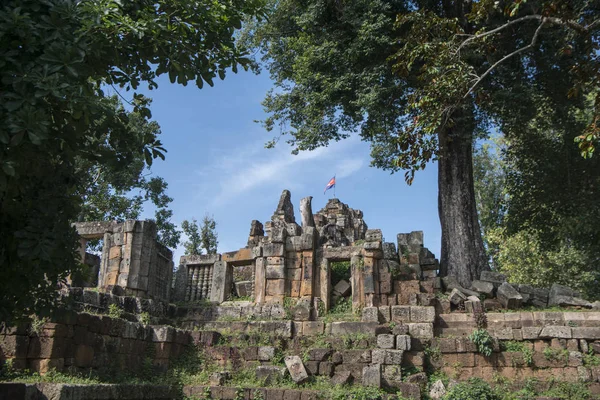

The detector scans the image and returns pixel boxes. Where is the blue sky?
[124,70,441,265]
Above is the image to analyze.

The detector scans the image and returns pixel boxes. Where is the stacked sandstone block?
[0,312,192,374]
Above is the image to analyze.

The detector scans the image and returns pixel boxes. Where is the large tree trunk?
[438,109,489,288]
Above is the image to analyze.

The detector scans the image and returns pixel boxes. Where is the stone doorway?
[329,260,352,312]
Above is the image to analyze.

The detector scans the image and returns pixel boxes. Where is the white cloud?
[335,158,365,178]
[196,135,366,206]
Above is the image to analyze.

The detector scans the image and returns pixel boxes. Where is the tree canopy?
[474,98,600,298]
[182,215,219,255]
[0,0,265,323]
[248,0,599,286]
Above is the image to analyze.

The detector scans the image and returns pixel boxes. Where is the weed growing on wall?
[468,329,494,357]
[108,304,124,319]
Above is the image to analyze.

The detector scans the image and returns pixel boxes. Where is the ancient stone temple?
[5,190,600,400]
[173,190,439,312]
[73,220,174,301]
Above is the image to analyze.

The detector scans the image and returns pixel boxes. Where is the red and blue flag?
[324,176,336,194]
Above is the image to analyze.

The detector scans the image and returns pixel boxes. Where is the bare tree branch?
[456,15,599,56]
[456,15,541,55]
[463,18,547,99]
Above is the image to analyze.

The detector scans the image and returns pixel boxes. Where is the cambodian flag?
[324,176,336,194]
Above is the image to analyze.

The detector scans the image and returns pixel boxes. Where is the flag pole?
[334,173,336,198]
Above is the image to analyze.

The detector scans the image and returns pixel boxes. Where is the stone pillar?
[350,255,364,311]
[210,261,232,303]
[254,257,266,304]
[172,263,188,302]
[98,231,112,288]
[319,258,330,311]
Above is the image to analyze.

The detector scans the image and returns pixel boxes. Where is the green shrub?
[469,329,494,357]
[108,304,124,319]
[443,378,501,400]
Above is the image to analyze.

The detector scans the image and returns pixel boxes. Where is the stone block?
[210,261,233,303]
[235,281,253,298]
[266,279,286,296]
[377,334,395,349]
[330,371,351,386]
[391,306,411,323]
[362,307,379,323]
[408,323,434,339]
[497,282,523,309]
[319,361,334,377]
[540,326,572,339]
[342,350,371,363]
[329,322,378,335]
[448,288,466,305]
[471,280,494,296]
[396,335,412,351]
[333,280,351,297]
[285,356,309,383]
[410,306,435,323]
[382,365,403,388]
[263,243,285,257]
[378,306,391,323]
[480,271,507,288]
[362,364,381,388]
[572,327,600,340]
[258,346,275,361]
[365,229,383,242]
[302,321,324,336]
[266,265,286,280]
[308,348,331,362]
[256,365,286,384]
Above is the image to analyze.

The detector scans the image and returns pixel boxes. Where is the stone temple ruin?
[3,190,600,399]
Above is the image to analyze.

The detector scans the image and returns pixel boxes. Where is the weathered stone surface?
[329,322,378,335]
[362,307,379,323]
[429,380,447,400]
[365,229,383,242]
[285,356,309,383]
[396,335,411,351]
[480,271,507,288]
[539,326,572,339]
[497,282,523,309]
[572,327,600,340]
[258,346,275,361]
[234,281,253,298]
[448,288,466,305]
[272,190,296,224]
[465,296,482,314]
[391,306,411,323]
[333,280,351,297]
[210,261,233,303]
[330,371,352,386]
[382,242,398,260]
[550,295,592,308]
[377,334,395,349]
[408,323,434,339]
[410,306,435,323]
[362,364,381,388]
[470,280,494,296]
[256,366,286,383]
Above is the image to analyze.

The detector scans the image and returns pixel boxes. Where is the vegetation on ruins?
[473,123,600,298]
[246,0,600,288]
[77,97,180,249]
[0,0,266,323]
[181,215,219,255]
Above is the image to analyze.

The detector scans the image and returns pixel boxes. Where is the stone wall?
[0,312,191,375]
[0,383,177,400]
[73,220,174,302]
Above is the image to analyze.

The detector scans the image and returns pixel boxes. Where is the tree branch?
[456,15,599,56]
[463,18,547,99]
[456,15,542,54]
